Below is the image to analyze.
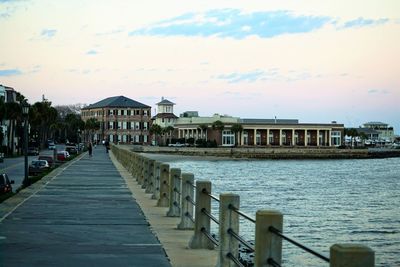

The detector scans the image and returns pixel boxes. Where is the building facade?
[0,85,18,153]
[81,96,152,144]
[152,97,178,128]
[173,111,344,147]
[361,122,395,142]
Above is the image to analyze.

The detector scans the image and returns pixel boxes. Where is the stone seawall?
[128,146,389,159]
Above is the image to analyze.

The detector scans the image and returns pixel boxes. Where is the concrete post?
[189,180,214,249]
[167,168,181,217]
[152,161,161,200]
[254,210,283,267]
[145,159,155,194]
[177,173,195,230]
[330,244,374,267]
[137,155,144,183]
[141,158,149,189]
[217,193,240,267]
[157,163,170,207]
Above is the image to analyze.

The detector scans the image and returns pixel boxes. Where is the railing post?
[167,168,181,217]
[145,159,155,194]
[157,163,170,207]
[138,156,144,184]
[254,210,283,267]
[217,193,240,267]
[152,161,161,200]
[141,158,149,189]
[177,173,195,230]
[189,180,214,249]
[330,244,374,267]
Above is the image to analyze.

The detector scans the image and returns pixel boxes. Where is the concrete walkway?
[0,147,171,267]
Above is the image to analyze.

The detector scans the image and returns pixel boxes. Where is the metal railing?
[112,145,376,267]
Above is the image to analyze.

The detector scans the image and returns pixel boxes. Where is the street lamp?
[22,102,30,187]
[77,129,81,151]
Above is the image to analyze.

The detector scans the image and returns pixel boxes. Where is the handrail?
[269,226,330,263]
[185,195,196,206]
[227,252,245,267]
[267,258,281,267]
[202,188,220,202]
[201,208,219,225]
[227,228,254,253]
[201,227,219,246]
[173,187,181,195]
[185,212,195,223]
[187,180,197,188]
[228,204,256,223]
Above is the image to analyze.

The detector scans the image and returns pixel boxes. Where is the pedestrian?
[88,142,93,157]
[104,140,110,153]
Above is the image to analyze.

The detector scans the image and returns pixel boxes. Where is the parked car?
[38,155,54,166]
[28,160,50,176]
[27,147,39,156]
[0,173,14,194]
[0,152,4,163]
[168,142,185,147]
[65,143,78,154]
[48,142,56,150]
[57,151,70,161]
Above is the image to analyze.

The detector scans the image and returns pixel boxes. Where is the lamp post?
[77,129,81,151]
[22,103,30,187]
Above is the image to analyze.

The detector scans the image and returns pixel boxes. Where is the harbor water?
[149,154,400,266]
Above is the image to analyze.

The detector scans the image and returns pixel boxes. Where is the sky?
[1,0,399,133]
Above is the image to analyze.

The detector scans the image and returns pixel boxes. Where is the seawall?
[128,146,400,159]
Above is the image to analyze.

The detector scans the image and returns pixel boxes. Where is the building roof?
[240,118,299,124]
[363,122,388,126]
[357,128,379,134]
[152,113,179,120]
[156,98,175,105]
[82,96,150,110]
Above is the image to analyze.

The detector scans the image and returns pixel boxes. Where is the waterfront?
[146,154,400,266]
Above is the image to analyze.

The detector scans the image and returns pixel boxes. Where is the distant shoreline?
[121,145,400,160]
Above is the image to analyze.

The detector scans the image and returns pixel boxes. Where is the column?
[266,129,270,146]
[328,130,331,147]
[279,129,282,146]
[317,129,320,146]
[253,129,257,146]
[178,129,181,138]
[305,129,308,147]
[292,129,295,146]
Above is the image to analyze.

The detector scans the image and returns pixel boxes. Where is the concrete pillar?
[141,158,149,189]
[328,130,332,147]
[253,129,257,145]
[189,180,214,249]
[241,130,245,145]
[152,161,161,200]
[279,129,282,146]
[217,193,240,267]
[167,168,181,217]
[177,173,195,230]
[145,159,155,194]
[330,244,374,267]
[266,129,269,146]
[255,210,283,267]
[317,129,320,146]
[157,163,170,207]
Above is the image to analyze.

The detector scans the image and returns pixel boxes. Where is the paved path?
[0,147,171,267]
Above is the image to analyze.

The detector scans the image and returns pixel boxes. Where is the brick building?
[81,96,151,144]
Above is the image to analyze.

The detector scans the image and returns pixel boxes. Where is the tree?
[163,126,174,145]
[231,123,243,146]
[29,101,58,148]
[4,102,22,155]
[198,123,208,140]
[85,118,100,142]
[149,124,162,145]
[344,128,359,148]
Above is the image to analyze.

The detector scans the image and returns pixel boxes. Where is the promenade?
[0,147,171,267]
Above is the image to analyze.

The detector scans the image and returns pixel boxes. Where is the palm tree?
[4,102,22,155]
[149,124,162,145]
[198,123,208,140]
[231,123,243,146]
[212,120,224,146]
[344,128,358,148]
[84,118,100,143]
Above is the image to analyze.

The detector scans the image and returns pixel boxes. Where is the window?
[144,110,148,116]
[127,110,131,116]
[331,131,341,146]
[144,122,148,130]
[243,132,248,145]
[118,121,122,129]
[222,130,235,146]
[143,135,148,142]
[269,131,274,144]
[256,131,261,145]
[109,122,113,129]
[122,122,127,129]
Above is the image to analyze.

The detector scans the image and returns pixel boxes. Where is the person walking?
[104,140,110,153]
[88,142,93,157]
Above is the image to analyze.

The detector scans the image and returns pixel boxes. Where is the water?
[153,155,400,266]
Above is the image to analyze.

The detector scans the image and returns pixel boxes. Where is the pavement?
[0,146,171,267]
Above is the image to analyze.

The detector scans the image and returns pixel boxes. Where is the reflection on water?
[158,155,400,266]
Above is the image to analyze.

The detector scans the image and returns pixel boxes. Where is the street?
[0,145,64,192]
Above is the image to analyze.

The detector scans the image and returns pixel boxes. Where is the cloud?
[368,89,389,94]
[129,9,330,39]
[86,50,98,55]
[216,70,265,83]
[0,68,22,76]
[342,17,389,28]
[41,29,57,38]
